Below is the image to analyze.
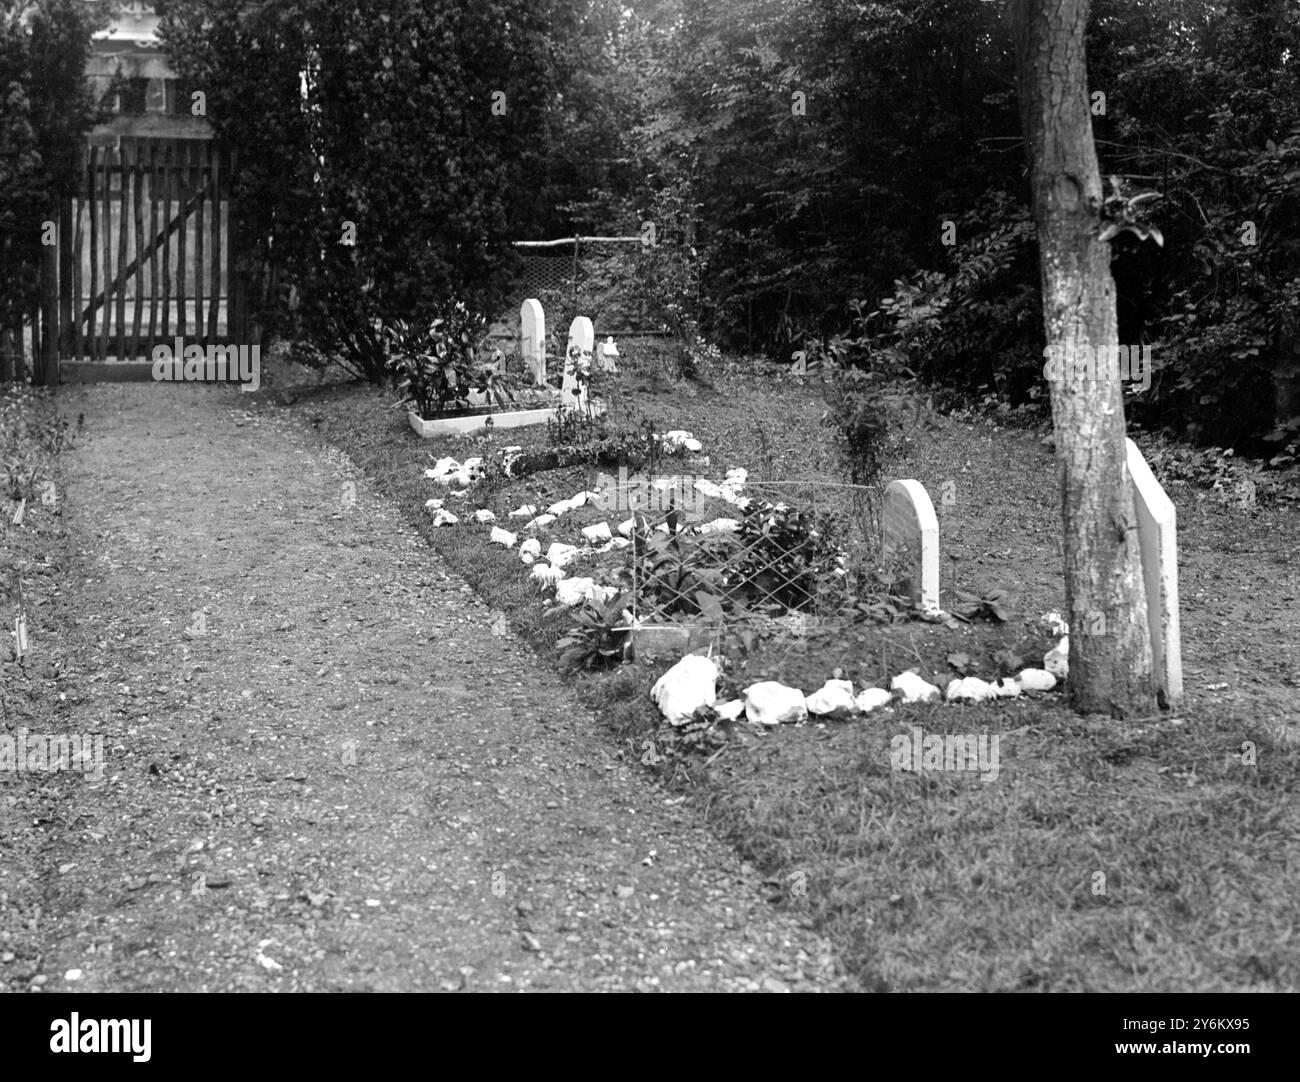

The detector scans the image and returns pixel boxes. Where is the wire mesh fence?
[506,236,686,320]
[487,236,698,383]
[611,471,899,636]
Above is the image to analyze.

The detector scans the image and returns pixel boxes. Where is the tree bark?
[1009,0,1154,716]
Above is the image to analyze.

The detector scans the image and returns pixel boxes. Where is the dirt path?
[2,383,845,992]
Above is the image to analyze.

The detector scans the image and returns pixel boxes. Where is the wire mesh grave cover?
[621,474,887,634]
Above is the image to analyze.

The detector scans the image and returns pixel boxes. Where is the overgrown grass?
[1,384,73,668]
[1,384,71,501]
[283,360,1300,992]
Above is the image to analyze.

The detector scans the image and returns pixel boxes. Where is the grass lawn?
[261,351,1300,992]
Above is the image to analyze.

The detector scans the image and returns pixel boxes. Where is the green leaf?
[695,591,725,621]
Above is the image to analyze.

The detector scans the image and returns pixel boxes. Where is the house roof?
[89,2,161,49]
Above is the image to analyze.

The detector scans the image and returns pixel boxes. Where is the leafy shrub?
[632,498,846,621]
[724,501,845,613]
[556,591,634,672]
[820,359,930,493]
[160,0,577,382]
[677,334,721,383]
[0,0,102,340]
[858,194,1040,401]
[545,394,664,473]
[385,303,516,419]
[636,530,729,617]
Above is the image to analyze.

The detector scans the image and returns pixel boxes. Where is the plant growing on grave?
[385,303,517,419]
[723,500,843,614]
[821,365,923,490]
[561,338,611,420]
[633,525,735,619]
[545,339,606,451]
[492,346,554,399]
[627,498,851,622]
[555,591,635,672]
[545,398,602,455]
[825,549,914,625]
[545,400,661,471]
[831,585,912,626]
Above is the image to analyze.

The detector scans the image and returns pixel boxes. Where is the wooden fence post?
[59,197,73,362]
[42,216,59,385]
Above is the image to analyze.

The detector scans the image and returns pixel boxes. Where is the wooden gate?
[56,138,247,363]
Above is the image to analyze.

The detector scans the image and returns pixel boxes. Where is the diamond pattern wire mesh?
[515,253,573,303]
[507,240,680,336]
[621,474,884,635]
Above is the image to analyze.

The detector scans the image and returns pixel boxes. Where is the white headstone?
[562,316,594,410]
[520,299,546,386]
[600,335,619,373]
[881,479,940,614]
[1126,438,1182,705]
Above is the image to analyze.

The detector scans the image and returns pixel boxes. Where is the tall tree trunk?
[1009,0,1154,716]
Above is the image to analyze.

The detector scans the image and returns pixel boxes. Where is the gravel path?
[1,383,848,992]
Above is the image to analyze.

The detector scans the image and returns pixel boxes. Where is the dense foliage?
[638,0,1300,453]
[158,0,585,380]
[151,0,1299,454]
[0,0,99,338]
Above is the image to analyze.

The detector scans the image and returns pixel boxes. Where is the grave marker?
[1126,438,1183,704]
[600,335,619,372]
[520,299,546,386]
[563,316,594,410]
[881,479,940,614]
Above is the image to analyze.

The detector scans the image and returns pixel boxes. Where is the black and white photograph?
[0,0,1295,1054]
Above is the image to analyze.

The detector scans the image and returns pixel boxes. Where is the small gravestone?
[881,479,940,614]
[520,299,546,386]
[600,335,619,373]
[1126,438,1183,705]
[563,316,594,410]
